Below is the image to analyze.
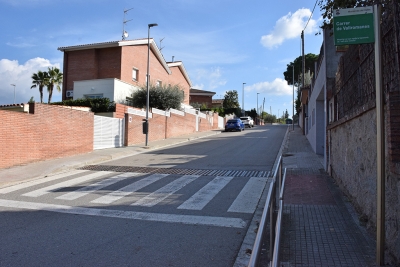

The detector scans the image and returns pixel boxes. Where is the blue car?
[225,118,245,132]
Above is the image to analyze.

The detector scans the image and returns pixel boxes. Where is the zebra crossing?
[0,168,271,228]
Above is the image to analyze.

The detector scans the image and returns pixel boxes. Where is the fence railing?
[248,156,286,267]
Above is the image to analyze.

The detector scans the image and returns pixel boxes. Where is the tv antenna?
[159,37,165,52]
[122,7,133,40]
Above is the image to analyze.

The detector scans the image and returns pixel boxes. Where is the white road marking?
[0,199,246,228]
[178,176,233,210]
[91,173,169,204]
[228,177,267,213]
[131,175,200,207]
[56,172,140,200]
[22,171,114,197]
[0,170,87,194]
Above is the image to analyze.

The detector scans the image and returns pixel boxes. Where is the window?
[84,94,103,99]
[132,68,138,82]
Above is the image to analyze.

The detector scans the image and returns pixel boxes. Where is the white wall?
[73,78,139,103]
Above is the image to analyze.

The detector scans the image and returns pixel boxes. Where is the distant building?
[211,99,224,109]
[189,88,216,108]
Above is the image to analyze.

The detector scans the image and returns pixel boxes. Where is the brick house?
[58,39,192,105]
[189,88,216,108]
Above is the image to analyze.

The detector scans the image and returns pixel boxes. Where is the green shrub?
[130,84,184,110]
[51,98,115,113]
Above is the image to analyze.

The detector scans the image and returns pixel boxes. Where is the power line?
[303,0,318,31]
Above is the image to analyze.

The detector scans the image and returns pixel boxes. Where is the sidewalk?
[0,130,222,188]
[280,126,376,266]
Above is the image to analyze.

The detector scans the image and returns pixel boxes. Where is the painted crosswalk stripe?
[178,176,233,210]
[22,171,114,197]
[91,173,169,204]
[131,175,200,207]
[56,172,140,200]
[0,170,87,194]
[228,177,267,213]
[0,199,247,228]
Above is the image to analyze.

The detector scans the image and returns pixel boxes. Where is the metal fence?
[247,156,287,267]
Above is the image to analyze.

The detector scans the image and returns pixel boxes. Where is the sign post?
[333,6,374,46]
[333,5,384,265]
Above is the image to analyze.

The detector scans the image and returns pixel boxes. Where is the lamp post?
[145,23,158,147]
[11,84,16,104]
[242,83,246,116]
[291,64,295,130]
[257,93,259,125]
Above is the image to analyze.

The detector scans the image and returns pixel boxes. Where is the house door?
[94,116,125,150]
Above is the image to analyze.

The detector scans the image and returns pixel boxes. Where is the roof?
[189,88,216,96]
[167,61,192,87]
[58,38,171,75]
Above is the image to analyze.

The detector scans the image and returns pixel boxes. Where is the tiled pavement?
[279,126,376,266]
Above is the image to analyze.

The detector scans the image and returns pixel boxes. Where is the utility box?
[142,119,148,134]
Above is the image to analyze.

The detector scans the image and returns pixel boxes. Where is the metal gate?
[94,116,125,150]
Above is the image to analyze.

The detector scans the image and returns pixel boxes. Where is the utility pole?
[301,30,305,135]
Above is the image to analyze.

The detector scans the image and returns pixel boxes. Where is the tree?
[223,90,240,109]
[285,109,289,119]
[317,0,382,28]
[31,70,48,103]
[283,54,318,115]
[47,67,63,103]
[248,108,257,119]
[283,53,318,87]
[130,84,184,110]
[263,113,276,123]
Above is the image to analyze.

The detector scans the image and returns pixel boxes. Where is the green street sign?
[333,6,374,45]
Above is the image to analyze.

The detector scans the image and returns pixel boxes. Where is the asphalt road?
[0,125,288,267]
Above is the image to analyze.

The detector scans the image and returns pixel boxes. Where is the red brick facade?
[60,40,190,105]
[0,103,93,169]
[190,95,213,107]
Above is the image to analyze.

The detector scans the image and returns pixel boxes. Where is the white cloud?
[246,78,292,96]
[260,8,319,49]
[0,58,61,105]
[192,67,227,91]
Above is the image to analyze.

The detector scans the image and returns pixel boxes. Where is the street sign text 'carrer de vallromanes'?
[333,6,374,46]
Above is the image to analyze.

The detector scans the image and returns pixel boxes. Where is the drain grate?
[78,165,271,178]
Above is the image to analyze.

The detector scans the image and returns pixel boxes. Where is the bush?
[130,84,184,110]
[51,98,115,113]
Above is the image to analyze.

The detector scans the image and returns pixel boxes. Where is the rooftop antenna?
[122,7,133,40]
[159,37,165,52]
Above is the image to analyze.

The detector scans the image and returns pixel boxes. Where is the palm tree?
[47,67,63,103]
[31,70,49,103]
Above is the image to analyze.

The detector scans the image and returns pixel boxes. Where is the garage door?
[94,116,125,150]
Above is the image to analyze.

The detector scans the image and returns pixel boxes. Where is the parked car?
[225,118,245,132]
[240,116,254,128]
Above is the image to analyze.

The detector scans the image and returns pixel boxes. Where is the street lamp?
[291,64,295,130]
[10,84,16,104]
[242,82,246,116]
[257,93,260,125]
[145,23,158,147]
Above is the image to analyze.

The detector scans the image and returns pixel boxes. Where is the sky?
[0,0,324,118]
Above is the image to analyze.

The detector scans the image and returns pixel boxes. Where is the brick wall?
[124,107,219,146]
[189,95,213,107]
[0,103,93,169]
[166,113,197,139]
